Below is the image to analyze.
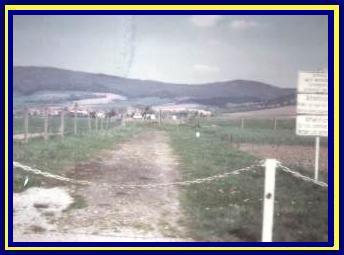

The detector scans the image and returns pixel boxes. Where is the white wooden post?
[74,112,78,135]
[314,136,320,181]
[262,159,277,242]
[88,113,91,132]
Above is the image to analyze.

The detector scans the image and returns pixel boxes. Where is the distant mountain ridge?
[14,66,295,104]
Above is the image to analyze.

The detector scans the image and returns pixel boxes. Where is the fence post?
[314,136,320,181]
[60,110,65,138]
[24,107,29,143]
[273,118,277,130]
[101,117,104,130]
[106,117,109,130]
[241,118,245,129]
[74,112,78,135]
[88,113,92,132]
[262,159,277,242]
[44,108,49,141]
[159,109,161,126]
[95,117,98,132]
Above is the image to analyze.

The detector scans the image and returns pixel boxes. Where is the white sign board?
[297,71,328,137]
[297,94,328,115]
[296,115,328,137]
[298,71,328,94]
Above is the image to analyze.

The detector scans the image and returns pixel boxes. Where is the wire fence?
[14,113,122,142]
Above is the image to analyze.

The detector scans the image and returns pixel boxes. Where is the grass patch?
[201,118,296,130]
[198,118,328,146]
[163,124,327,242]
[14,171,42,193]
[13,123,145,192]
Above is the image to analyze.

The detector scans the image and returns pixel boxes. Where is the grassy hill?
[14,66,295,105]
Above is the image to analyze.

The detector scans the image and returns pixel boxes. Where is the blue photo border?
[2,5,339,251]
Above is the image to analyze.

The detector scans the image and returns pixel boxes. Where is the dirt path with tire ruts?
[14,131,190,242]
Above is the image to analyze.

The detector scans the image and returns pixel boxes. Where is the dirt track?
[14,131,189,242]
[239,143,328,172]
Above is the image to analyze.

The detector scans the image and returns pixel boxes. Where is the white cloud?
[229,19,261,30]
[193,64,220,74]
[189,15,223,27]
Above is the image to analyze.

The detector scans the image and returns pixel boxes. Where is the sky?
[13,15,328,88]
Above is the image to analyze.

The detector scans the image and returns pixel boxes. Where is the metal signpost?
[296,71,328,181]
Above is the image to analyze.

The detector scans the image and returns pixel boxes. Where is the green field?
[198,118,328,146]
[13,117,328,242]
[163,124,328,242]
[202,118,296,130]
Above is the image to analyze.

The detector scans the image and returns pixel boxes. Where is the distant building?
[133,113,143,119]
[197,110,212,117]
[27,108,43,116]
[145,114,156,120]
[96,112,106,118]
[153,104,212,117]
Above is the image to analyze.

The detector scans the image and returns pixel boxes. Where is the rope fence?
[276,162,328,188]
[13,160,328,189]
